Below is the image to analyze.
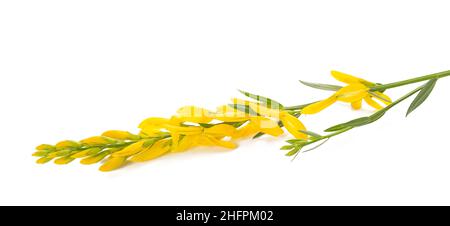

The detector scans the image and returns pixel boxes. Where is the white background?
[1,0,450,206]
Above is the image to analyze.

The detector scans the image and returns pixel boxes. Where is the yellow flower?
[112,140,147,157]
[302,71,392,114]
[169,124,238,151]
[99,157,127,172]
[80,136,116,145]
[80,151,110,165]
[129,139,171,162]
[55,140,80,149]
[101,130,140,140]
[223,99,307,139]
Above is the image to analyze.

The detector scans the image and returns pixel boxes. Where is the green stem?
[370,70,450,91]
[283,101,318,111]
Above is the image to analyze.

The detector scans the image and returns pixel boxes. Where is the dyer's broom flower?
[34,69,450,172]
[301,71,392,114]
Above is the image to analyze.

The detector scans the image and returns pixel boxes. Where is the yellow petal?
[32,151,48,157]
[372,91,392,105]
[36,157,53,164]
[302,96,337,114]
[55,140,80,149]
[197,136,237,149]
[54,156,75,165]
[204,124,237,137]
[351,100,362,110]
[129,140,171,162]
[165,124,203,135]
[175,106,214,123]
[364,96,383,110]
[138,117,172,129]
[335,84,368,102]
[331,70,373,85]
[251,117,284,137]
[112,140,146,157]
[231,123,258,139]
[99,157,127,172]
[80,151,110,165]
[279,112,307,139]
[101,130,140,140]
[80,136,115,145]
[172,135,197,152]
[35,144,55,151]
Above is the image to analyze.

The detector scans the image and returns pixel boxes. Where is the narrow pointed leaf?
[299,80,342,91]
[406,78,438,117]
[252,132,265,139]
[238,90,284,109]
[228,104,259,116]
[298,130,322,138]
[325,117,370,132]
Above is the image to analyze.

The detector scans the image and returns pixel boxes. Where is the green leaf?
[298,130,322,138]
[280,145,294,150]
[198,123,214,128]
[299,80,342,91]
[286,139,306,145]
[286,148,301,156]
[238,90,284,109]
[325,117,371,132]
[325,107,390,132]
[252,132,265,139]
[406,78,438,117]
[228,104,259,116]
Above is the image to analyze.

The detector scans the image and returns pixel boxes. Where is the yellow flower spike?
[279,112,307,139]
[80,151,110,165]
[204,124,237,137]
[112,140,146,157]
[129,139,171,162]
[175,106,215,123]
[54,156,75,165]
[302,96,337,114]
[35,144,55,151]
[99,157,127,172]
[80,136,116,145]
[71,147,102,158]
[101,130,140,140]
[36,157,53,164]
[55,140,80,149]
[331,70,374,86]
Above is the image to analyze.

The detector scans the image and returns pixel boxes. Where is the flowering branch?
[33,70,450,171]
